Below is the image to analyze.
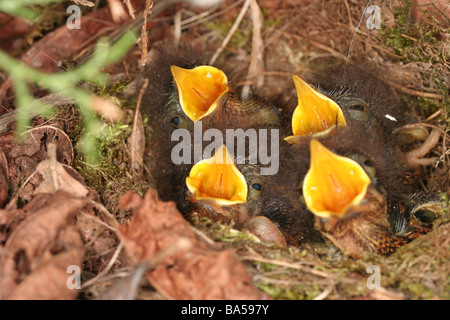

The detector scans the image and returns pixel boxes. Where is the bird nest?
[0,0,448,300]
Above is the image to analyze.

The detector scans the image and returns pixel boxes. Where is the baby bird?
[141,42,281,133]
[283,65,440,170]
[302,139,441,259]
[141,42,282,204]
[170,65,281,130]
[280,64,441,214]
[180,144,287,245]
[141,42,200,202]
[284,75,348,143]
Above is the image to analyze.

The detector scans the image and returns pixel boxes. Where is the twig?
[181,0,244,30]
[346,0,372,62]
[287,32,348,61]
[313,285,334,300]
[343,0,354,30]
[387,80,442,100]
[140,0,154,66]
[87,199,120,229]
[425,110,442,123]
[123,0,136,20]
[173,9,182,43]
[209,0,251,65]
[71,0,95,7]
[241,0,264,99]
[240,254,335,278]
[188,225,216,246]
[147,237,193,270]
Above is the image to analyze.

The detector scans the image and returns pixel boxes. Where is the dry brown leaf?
[118,189,269,300]
[0,208,27,245]
[7,228,85,300]
[127,79,147,177]
[33,143,88,197]
[0,14,30,41]
[1,126,74,197]
[0,192,88,299]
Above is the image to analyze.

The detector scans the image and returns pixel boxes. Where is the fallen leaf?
[118,189,269,300]
[0,14,30,41]
[33,143,87,197]
[0,192,88,299]
[1,126,74,198]
[127,79,147,177]
[6,228,85,300]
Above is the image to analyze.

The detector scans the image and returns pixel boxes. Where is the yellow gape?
[186,145,248,206]
[285,75,346,142]
[303,139,371,219]
[171,65,229,121]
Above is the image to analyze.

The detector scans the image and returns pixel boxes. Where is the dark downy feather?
[140,41,204,203]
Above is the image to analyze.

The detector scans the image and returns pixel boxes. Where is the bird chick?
[284,75,348,143]
[180,144,287,245]
[170,64,281,130]
[283,67,441,171]
[141,49,282,133]
[303,139,423,259]
[141,43,281,203]
[388,187,445,237]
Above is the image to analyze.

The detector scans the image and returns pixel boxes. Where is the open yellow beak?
[171,65,229,122]
[186,145,248,206]
[303,139,371,219]
[285,75,346,142]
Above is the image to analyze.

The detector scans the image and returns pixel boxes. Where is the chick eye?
[363,159,373,167]
[248,180,264,201]
[170,116,180,127]
[252,183,262,191]
[349,104,366,112]
[346,100,369,123]
[347,153,376,180]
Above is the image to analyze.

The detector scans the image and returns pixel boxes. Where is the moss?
[73,122,131,189]
[399,282,434,300]
[379,0,449,124]
[380,1,447,62]
[257,282,322,300]
[204,18,253,51]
